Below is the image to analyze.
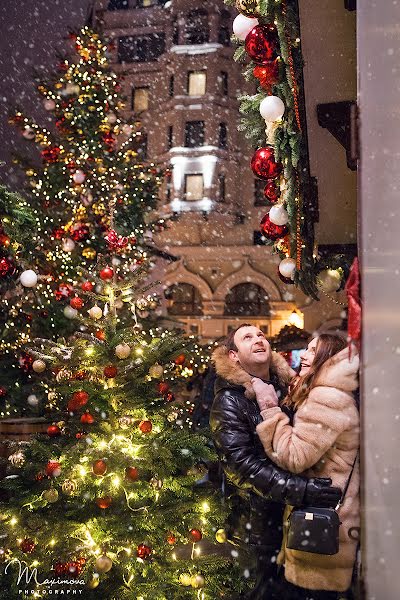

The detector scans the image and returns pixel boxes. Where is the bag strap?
[336,451,358,509]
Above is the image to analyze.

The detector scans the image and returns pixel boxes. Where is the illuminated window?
[188,72,206,96]
[132,88,149,112]
[166,284,203,315]
[224,284,270,316]
[185,121,205,147]
[185,174,204,201]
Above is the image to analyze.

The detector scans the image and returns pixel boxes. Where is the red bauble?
[174,354,186,366]
[41,146,61,163]
[45,461,61,477]
[70,296,84,310]
[264,182,280,203]
[47,425,61,437]
[245,24,279,65]
[95,330,106,341]
[81,281,94,292]
[99,266,114,280]
[125,467,139,481]
[20,538,36,554]
[55,283,74,301]
[74,370,87,380]
[19,352,33,372]
[189,528,202,543]
[253,60,280,89]
[260,214,288,240]
[165,392,175,403]
[251,147,283,181]
[157,382,169,395]
[80,412,95,425]
[67,390,89,412]
[52,227,65,240]
[96,496,112,509]
[139,420,152,434]
[92,459,107,476]
[136,544,152,559]
[70,223,90,242]
[0,386,7,398]
[103,365,117,378]
[167,534,176,545]
[0,233,10,247]
[0,257,14,277]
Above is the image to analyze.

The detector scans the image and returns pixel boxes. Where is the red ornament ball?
[70,296,84,310]
[165,392,175,403]
[96,496,112,509]
[157,382,169,395]
[68,390,89,412]
[47,425,61,437]
[251,147,283,181]
[99,266,114,280]
[74,370,87,380]
[0,233,11,247]
[264,182,280,203]
[95,329,106,341]
[253,60,280,89]
[0,386,7,398]
[0,257,14,277]
[245,24,279,65]
[103,365,118,379]
[174,354,186,366]
[189,528,202,543]
[125,467,139,481]
[80,412,95,425]
[81,281,94,292]
[20,538,36,554]
[260,214,288,241]
[92,459,107,476]
[45,461,61,477]
[139,420,153,434]
[55,283,74,301]
[136,543,152,559]
[167,534,176,545]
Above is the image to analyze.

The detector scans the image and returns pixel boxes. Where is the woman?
[252,334,359,599]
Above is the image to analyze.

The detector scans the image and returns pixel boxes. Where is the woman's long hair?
[282,334,347,411]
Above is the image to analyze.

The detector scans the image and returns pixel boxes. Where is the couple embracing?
[210,324,359,600]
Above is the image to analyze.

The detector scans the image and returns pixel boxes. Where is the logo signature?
[4,559,85,593]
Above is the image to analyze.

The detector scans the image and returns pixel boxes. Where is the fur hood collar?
[212,345,295,400]
[313,347,359,392]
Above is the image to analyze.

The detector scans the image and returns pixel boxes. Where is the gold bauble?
[97,167,107,174]
[82,247,96,260]
[8,451,25,467]
[61,479,78,495]
[87,575,100,589]
[115,343,131,359]
[179,573,192,587]
[26,169,35,177]
[88,105,96,112]
[191,574,205,589]
[149,364,164,379]
[215,529,227,543]
[235,0,261,17]
[95,554,113,573]
[42,488,59,503]
[32,359,46,373]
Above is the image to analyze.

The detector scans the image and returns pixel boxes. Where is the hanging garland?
[227,0,334,299]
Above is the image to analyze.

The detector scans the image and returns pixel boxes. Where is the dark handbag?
[286,454,358,556]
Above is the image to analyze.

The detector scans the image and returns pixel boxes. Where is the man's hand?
[251,377,279,411]
[303,477,342,508]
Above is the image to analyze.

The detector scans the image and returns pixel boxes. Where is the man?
[210,324,341,600]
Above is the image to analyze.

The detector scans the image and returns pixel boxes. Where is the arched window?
[185,10,209,45]
[224,284,270,316]
[165,284,203,315]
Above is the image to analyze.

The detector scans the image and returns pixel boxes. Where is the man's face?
[229,326,271,373]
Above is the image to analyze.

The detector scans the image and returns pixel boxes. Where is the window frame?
[187,71,207,96]
[184,173,204,202]
[131,87,149,113]
[184,120,205,148]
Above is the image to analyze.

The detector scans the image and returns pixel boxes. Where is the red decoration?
[136,544,152,559]
[20,538,36,554]
[105,229,129,250]
[55,283,74,301]
[189,529,202,543]
[157,382,169,395]
[47,425,61,437]
[52,228,65,240]
[95,330,106,341]
[174,354,186,366]
[41,146,61,163]
[264,182,280,203]
[0,386,7,398]
[96,496,112,509]
[260,214,288,241]
[92,460,107,476]
[74,370,87,380]
[81,281,94,292]
[70,223,90,242]
[0,233,10,247]
[0,257,14,277]
[80,412,95,425]
[54,560,84,577]
[45,461,61,477]
[245,24,278,64]
[165,392,175,403]
[139,420,152,434]
[19,352,33,372]
[99,266,114,280]
[103,365,117,379]
[70,296,84,310]
[253,60,280,90]
[125,467,139,481]
[345,257,361,351]
[167,534,176,545]
[251,147,283,181]
[67,390,89,412]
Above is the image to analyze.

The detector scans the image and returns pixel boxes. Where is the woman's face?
[299,337,319,375]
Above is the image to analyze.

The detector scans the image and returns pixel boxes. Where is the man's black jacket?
[210,346,308,551]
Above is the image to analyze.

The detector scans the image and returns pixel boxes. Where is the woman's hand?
[251,378,279,411]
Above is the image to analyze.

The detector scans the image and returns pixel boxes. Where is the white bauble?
[318,269,342,293]
[72,169,86,184]
[65,83,80,95]
[64,306,78,320]
[259,96,285,122]
[232,14,259,40]
[122,123,133,136]
[95,555,113,573]
[191,574,205,589]
[115,343,131,359]
[20,269,38,288]
[22,127,35,140]
[88,305,103,320]
[27,394,39,407]
[32,360,46,373]
[269,204,289,226]
[62,238,75,252]
[106,112,117,124]
[278,258,296,279]
[43,98,56,111]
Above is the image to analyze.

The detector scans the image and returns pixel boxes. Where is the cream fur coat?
[256,348,360,592]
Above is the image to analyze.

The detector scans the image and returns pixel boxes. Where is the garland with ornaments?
[228,0,349,298]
